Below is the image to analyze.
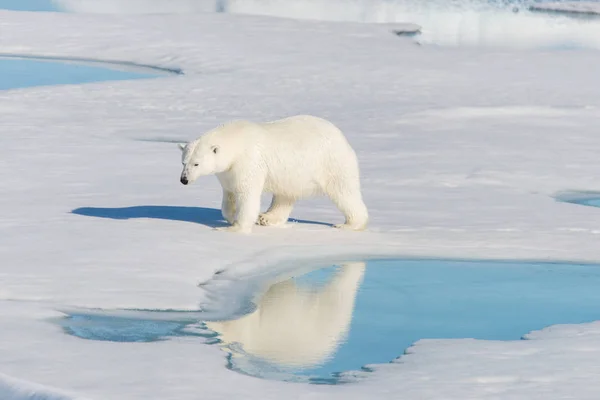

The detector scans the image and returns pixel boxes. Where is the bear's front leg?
[215,186,262,234]
[221,189,236,224]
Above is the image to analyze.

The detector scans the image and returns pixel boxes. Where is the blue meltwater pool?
[0,0,59,11]
[0,57,157,90]
[56,258,600,384]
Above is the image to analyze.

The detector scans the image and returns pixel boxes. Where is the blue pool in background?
[0,0,58,11]
[556,191,600,209]
[0,58,158,90]
[56,258,600,384]
[577,198,600,207]
[561,197,600,208]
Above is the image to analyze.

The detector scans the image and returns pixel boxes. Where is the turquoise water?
[561,195,600,208]
[0,58,156,90]
[578,198,600,207]
[57,258,600,384]
[0,0,58,11]
[285,259,600,382]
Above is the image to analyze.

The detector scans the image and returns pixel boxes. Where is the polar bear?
[178,115,369,233]
[204,262,366,370]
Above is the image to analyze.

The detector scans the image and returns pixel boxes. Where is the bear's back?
[256,115,356,197]
[260,115,347,146]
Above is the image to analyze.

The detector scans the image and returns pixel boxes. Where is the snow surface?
[2,5,600,400]
[0,372,89,400]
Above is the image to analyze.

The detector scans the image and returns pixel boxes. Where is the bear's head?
[178,137,228,185]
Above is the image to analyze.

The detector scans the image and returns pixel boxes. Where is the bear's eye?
[194,163,199,167]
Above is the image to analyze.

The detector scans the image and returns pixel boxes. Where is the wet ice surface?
[0,58,157,90]
[57,314,213,343]
[57,258,600,384]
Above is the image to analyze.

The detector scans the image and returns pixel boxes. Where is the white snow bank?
[411,8,600,49]
[53,0,600,50]
[52,0,485,22]
[0,373,89,400]
[378,320,600,400]
[530,2,600,16]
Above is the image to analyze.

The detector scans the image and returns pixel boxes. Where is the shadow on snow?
[71,205,331,228]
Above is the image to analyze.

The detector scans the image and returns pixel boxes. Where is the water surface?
[57,258,600,384]
[0,0,58,11]
[0,58,156,90]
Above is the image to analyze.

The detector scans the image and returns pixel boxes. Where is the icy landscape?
[530,1,600,17]
[2,0,600,399]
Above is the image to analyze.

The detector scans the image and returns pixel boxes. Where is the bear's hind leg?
[257,195,295,226]
[326,183,368,231]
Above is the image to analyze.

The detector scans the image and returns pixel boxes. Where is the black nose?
[180,177,188,185]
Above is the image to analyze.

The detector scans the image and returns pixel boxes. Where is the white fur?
[205,262,366,367]
[178,115,369,233]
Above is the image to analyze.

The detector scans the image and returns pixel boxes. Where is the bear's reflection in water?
[205,262,366,380]
[57,262,367,383]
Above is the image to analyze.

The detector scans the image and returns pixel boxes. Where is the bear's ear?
[211,145,219,154]
[177,143,186,152]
